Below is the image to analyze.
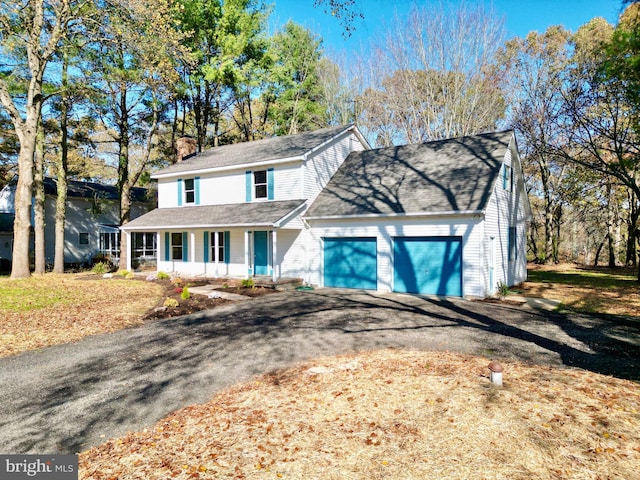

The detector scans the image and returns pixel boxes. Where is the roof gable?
[305,130,512,218]
[152,124,361,177]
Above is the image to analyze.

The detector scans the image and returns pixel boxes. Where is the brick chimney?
[175,137,197,163]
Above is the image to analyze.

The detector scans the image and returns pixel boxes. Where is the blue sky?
[269,0,623,55]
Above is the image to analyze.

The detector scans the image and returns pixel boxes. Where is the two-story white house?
[122,125,531,297]
[121,124,369,281]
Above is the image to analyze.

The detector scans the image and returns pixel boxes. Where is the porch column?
[190,231,196,263]
[244,230,250,278]
[271,229,278,283]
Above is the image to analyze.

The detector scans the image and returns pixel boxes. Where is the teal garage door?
[393,237,462,296]
[324,237,377,289]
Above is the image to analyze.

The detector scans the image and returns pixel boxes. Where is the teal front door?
[254,231,269,275]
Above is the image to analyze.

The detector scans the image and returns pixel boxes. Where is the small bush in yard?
[118,270,134,279]
[181,286,191,300]
[163,298,179,308]
[157,271,170,280]
[171,277,184,287]
[241,278,254,288]
[92,262,109,275]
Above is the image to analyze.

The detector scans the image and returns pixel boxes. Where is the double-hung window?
[184,178,195,204]
[254,170,267,199]
[178,177,199,206]
[246,168,274,201]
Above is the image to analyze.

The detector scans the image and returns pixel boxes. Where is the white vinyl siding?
[306,216,483,297]
[304,131,365,204]
[483,142,529,293]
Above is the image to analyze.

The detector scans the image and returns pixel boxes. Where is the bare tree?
[360,2,507,144]
[501,27,573,263]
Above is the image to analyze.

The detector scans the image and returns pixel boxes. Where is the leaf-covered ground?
[0,273,275,358]
[79,349,640,480]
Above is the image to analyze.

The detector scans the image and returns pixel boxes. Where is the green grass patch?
[527,268,637,289]
[0,276,85,312]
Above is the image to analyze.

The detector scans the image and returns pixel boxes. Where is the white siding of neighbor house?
[305,216,485,297]
[304,131,366,205]
[482,141,529,295]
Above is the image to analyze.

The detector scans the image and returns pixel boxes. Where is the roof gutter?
[121,222,278,231]
[304,210,485,221]
[151,156,305,180]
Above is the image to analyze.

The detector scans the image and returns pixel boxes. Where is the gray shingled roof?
[305,130,513,218]
[4,177,151,203]
[153,124,356,177]
[122,200,306,230]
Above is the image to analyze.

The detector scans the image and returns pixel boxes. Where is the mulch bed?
[142,278,278,321]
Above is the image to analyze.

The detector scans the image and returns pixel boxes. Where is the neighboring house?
[122,125,530,297]
[0,178,156,266]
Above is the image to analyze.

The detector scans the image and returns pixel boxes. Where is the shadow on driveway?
[0,289,638,454]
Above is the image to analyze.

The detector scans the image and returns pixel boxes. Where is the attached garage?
[323,237,377,289]
[393,236,462,296]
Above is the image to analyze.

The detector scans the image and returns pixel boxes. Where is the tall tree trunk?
[552,204,562,263]
[10,111,39,279]
[117,81,130,271]
[594,233,608,267]
[607,183,616,268]
[33,120,46,274]
[626,190,638,266]
[54,56,70,273]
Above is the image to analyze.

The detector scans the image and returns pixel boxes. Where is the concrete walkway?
[0,289,638,454]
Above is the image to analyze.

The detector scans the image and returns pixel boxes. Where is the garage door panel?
[394,237,462,296]
[324,237,377,290]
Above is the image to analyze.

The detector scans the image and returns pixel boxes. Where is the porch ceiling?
[121,199,306,230]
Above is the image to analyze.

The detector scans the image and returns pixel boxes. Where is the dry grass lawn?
[79,349,640,480]
[0,273,163,357]
[521,263,640,317]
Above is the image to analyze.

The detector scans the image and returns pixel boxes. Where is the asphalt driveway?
[1,288,638,454]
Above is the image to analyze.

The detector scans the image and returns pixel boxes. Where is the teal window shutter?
[195,176,201,205]
[245,171,252,202]
[224,231,230,263]
[182,232,188,262]
[203,231,209,263]
[164,232,170,261]
[177,178,183,206]
[267,168,274,200]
